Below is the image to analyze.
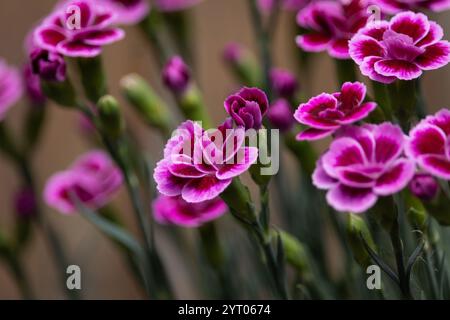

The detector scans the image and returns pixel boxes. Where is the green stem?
[335,59,358,84]
[7,255,34,300]
[388,80,417,132]
[372,81,393,121]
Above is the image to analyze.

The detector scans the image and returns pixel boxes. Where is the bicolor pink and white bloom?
[313,123,415,213]
[0,60,22,121]
[294,82,377,141]
[154,0,203,12]
[349,11,450,83]
[224,87,269,130]
[406,108,450,180]
[34,0,125,58]
[372,0,450,14]
[44,150,123,214]
[154,120,258,203]
[100,0,150,24]
[153,194,227,227]
[296,0,371,59]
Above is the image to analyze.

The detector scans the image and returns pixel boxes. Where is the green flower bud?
[220,178,256,223]
[77,56,107,104]
[346,213,377,268]
[97,95,125,139]
[404,191,427,231]
[121,74,172,136]
[177,85,211,128]
[275,230,311,280]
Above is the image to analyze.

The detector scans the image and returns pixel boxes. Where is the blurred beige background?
[0,0,449,299]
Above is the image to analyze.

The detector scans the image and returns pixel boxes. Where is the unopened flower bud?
[346,213,377,268]
[30,48,66,82]
[223,42,261,87]
[98,95,125,139]
[267,99,295,132]
[162,56,191,93]
[276,230,311,279]
[121,74,171,135]
[14,187,37,218]
[270,68,298,98]
[409,173,439,201]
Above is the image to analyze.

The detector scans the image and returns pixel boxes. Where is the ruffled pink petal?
[360,56,396,84]
[348,34,385,64]
[373,122,404,164]
[34,26,66,51]
[335,167,375,188]
[216,147,258,180]
[81,28,125,46]
[168,161,206,178]
[181,176,232,203]
[312,158,338,190]
[390,11,430,44]
[374,159,416,195]
[374,59,422,81]
[339,81,366,109]
[328,39,350,59]
[56,40,102,58]
[322,137,367,178]
[296,128,335,141]
[360,21,390,41]
[296,34,332,52]
[222,127,246,162]
[406,123,446,158]
[416,21,444,47]
[426,108,450,136]
[326,184,377,213]
[335,126,375,161]
[154,159,187,196]
[418,155,450,180]
[415,41,450,71]
[294,93,340,129]
[339,102,377,125]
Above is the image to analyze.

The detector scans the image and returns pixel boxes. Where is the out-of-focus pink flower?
[296,0,371,59]
[0,59,22,121]
[313,123,415,213]
[267,99,295,132]
[154,0,203,12]
[44,150,123,214]
[154,120,258,203]
[294,82,377,141]
[100,0,150,24]
[162,56,191,93]
[15,187,37,218]
[406,109,450,180]
[30,48,66,82]
[34,0,125,58]
[270,68,298,98]
[372,0,450,14]
[153,194,227,227]
[224,87,269,130]
[349,11,450,84]
[258,0,312,13]
[223,42,244,64]
[409,173,439,201]
[23,63,46,105]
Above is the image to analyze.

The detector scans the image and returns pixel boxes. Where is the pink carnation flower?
[34,0,125,58]
[100,0,150,24]
[294,82,377,141]
[153,194,227,227]
[154,120,258,203]
[154,0,203,12]
[349,11,450,83]
[296,0,371,59]
[406,108,450,180]
[0,59,22,121]
[44,150,123,214]
[372,0,450,14]
[313,123,415,213]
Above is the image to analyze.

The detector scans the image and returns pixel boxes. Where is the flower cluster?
[296,0,371,59]
[349,11,450,83]
[44,150,123,214]
[154,120,258,203]
[294,82,377,140]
